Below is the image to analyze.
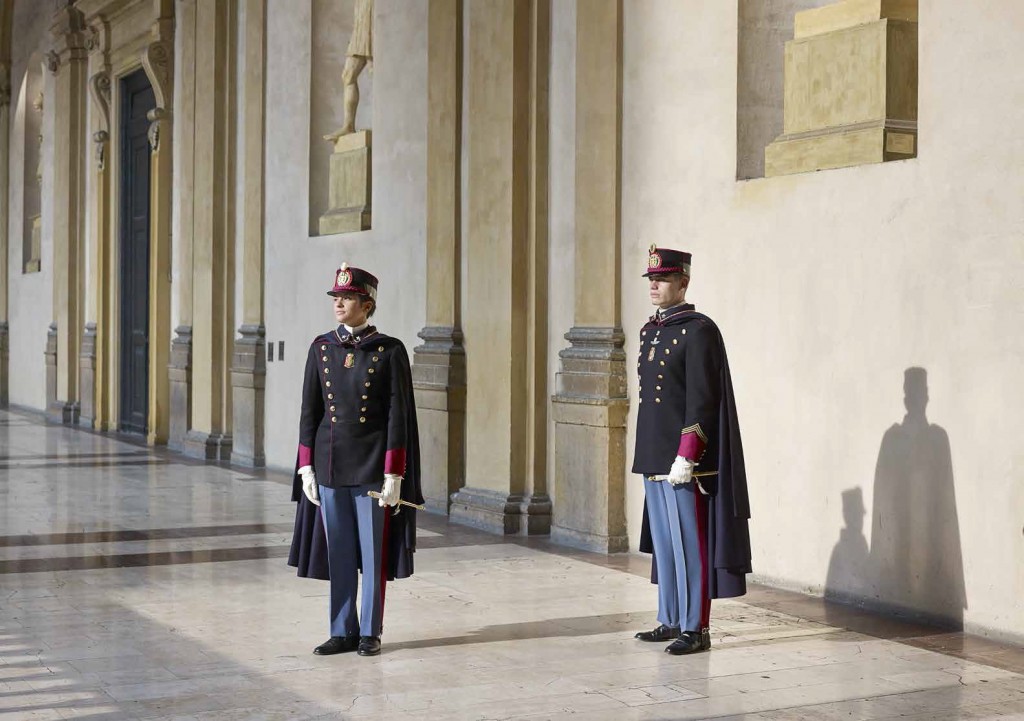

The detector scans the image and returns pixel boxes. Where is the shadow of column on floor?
[825,367,967,631]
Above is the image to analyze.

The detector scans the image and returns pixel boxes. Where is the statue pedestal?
[764,0,918,177]
[319,129,371,234]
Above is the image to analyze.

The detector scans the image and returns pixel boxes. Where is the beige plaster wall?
[262,0,427,469]
[6,0,55,410]
[620,0,1024,641]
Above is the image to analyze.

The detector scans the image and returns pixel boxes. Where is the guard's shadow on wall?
[825,368,967,631]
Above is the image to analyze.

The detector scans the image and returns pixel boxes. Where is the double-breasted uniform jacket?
[288,324,424,581]
[632,303,721,485]
[297,325,410,487]
[633,303,753,599]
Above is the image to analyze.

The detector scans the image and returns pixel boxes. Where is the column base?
[183,430,232,461]
[230,324,266,468]
[412,326,466,514]
[449,487,551,536]
[78,323,97,428]
[551,326,629,555]
[168,326,192,451]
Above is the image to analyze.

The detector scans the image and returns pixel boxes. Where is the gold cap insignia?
[337,269,352,287]
[648,251,662,269]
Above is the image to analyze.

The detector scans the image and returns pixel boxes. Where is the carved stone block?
[319,130,371,234]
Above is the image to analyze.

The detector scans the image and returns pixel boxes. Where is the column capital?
[48,4,88,72]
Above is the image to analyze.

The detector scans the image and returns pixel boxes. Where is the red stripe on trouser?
[379,510,391,629]
[693,491,711,628]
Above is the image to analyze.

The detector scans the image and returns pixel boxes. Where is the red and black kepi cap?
[327,262,378,300]
[643,244,692,277]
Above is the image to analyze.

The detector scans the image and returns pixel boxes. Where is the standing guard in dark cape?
[287,263,424,657]
[633,245,752,655]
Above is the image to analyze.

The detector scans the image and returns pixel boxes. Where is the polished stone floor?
[2,408,1024,720]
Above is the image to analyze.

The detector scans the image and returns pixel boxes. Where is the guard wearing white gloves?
[287,263,423,658]
[632,246,752,655]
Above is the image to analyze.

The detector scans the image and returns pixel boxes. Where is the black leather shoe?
[313,636,358,655]
[701,627,711,651]
[665,631,707,655]
[634,624,681,642]
[357,636,381,656]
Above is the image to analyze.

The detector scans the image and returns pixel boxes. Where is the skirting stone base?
[183,430,232,461]
[551,524,629,554]
[449,487,551,536]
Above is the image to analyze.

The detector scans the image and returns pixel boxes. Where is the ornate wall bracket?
[89,70,110,169]
[146,107,169,152]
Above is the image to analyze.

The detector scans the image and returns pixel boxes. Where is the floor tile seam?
[0,534,294,560]
[0,524,296,548]
[0,545,294,575]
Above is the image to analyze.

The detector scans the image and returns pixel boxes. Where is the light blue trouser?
[319,483,387,638]
[644,477,709,632]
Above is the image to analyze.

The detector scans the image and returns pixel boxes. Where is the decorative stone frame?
[77,0,174,442]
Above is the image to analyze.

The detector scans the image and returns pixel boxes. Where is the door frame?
[84,0,174,444]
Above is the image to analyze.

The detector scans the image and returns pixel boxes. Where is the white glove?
[667,456,695,486]
[298,465,320,506]
[379,474,402,507]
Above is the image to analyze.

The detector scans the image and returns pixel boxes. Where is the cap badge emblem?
[337,269,352,287]
[648,252,661,269]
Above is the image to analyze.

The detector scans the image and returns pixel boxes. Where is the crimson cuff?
[677,424,708,462]
[384,447,406,477]
[297,443,312,469]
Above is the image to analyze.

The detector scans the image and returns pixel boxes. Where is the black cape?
[287,333,424,582]
[639,312,752,599]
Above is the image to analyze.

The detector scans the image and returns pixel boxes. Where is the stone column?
[0,53,10,406]
[183,0,234,460]
[81,20,111,430]
[230,0,267,468]
[169,0,197,451]
[46,4,89,425]
[142,12,174,445]
[550,0,629,553]
[449,0,550,536]
[412,0,465,513]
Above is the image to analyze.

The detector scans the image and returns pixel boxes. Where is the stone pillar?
[550,0,629,553]
[169,0,197,450]
[449,0,550,536]
[230,0,267,468]
[764,0,918,176]
[183,0,234,460]
[0,50,10,406]
[47,4,89,425]
[83,19,111,430]
[413,0,465,513]
[142,14,174,445]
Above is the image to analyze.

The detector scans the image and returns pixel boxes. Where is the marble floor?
[2,409,1023,720]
